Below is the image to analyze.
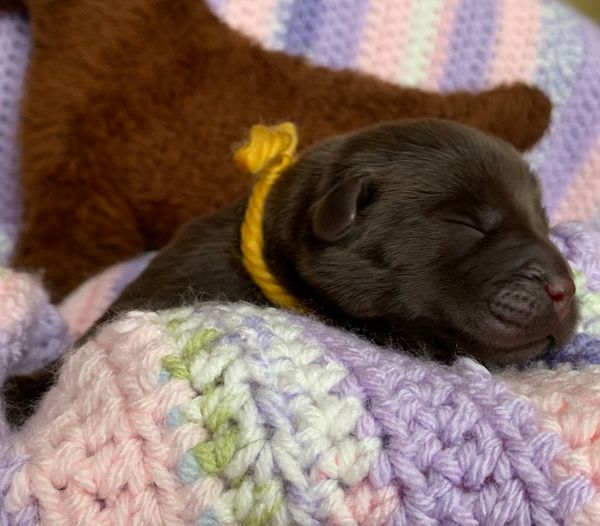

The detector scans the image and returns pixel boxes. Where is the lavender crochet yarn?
[529,222,600,367]
[0,13,28,265]
[4,0,600,269]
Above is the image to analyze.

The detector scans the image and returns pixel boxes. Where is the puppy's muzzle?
[485,240,577,350]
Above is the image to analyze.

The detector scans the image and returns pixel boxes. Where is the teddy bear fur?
[6,0,551,300]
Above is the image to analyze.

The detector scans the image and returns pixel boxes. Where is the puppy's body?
[5,119,578,425]
[87,118,579,360]
[105,202,256,314]
[92,202,416,350]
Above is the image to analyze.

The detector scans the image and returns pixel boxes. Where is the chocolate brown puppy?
[5,119,577,425]
[108,118,577,361]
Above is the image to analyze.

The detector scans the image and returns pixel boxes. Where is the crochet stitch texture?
[0,13,28,264]
[3,304,596,525]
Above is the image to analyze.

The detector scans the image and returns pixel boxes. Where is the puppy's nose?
[545,277,575,320]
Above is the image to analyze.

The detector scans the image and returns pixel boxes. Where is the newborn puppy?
[105,118,577,364]
[4,119,577,425]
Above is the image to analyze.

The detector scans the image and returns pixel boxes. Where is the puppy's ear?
[311,175,372,242]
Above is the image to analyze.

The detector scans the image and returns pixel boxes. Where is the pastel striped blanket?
[1,221,600,525]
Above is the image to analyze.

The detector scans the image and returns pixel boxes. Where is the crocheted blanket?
[1,221,600,525]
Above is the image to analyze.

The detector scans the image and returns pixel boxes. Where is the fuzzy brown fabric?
[9,0,552,301]
[0,0,26,12]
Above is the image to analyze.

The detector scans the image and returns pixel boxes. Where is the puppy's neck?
[261,164,353,320]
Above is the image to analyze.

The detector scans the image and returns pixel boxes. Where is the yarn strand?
[234,123,305,312]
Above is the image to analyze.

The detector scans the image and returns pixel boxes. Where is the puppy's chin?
[436,292,579,365]
[453,311,578,365]
[466,337,552,365]
[431,328,553,365]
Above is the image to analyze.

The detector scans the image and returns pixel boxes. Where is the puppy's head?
[268,119,577,364]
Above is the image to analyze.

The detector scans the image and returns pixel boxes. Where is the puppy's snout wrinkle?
[489,281,542,327]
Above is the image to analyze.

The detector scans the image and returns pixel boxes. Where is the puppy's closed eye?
[441,207,503,238]
[442,216,486,238]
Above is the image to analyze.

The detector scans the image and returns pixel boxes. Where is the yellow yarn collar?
[234,122,305,312]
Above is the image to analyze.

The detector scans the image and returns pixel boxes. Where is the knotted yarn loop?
[235,123,305,312]
[234,122,297,175]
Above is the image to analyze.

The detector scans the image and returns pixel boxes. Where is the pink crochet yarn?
[4,1,600,523]
[58,253,154,341]
[0,269,67,381]
[0,269,67,526]
[502,367,600,524]
[8,312,208,525]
